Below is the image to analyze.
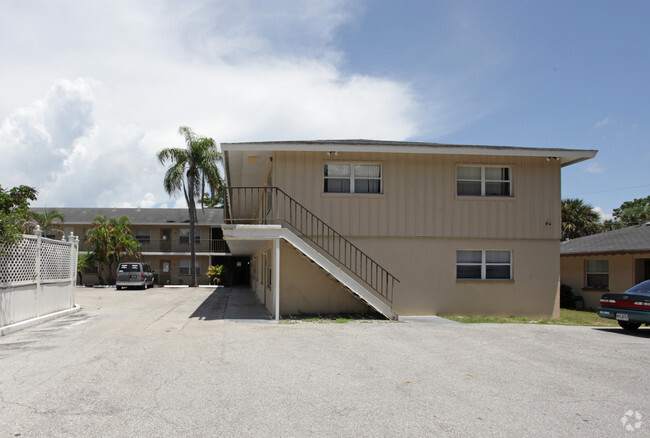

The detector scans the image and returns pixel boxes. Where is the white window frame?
[179,259,201,276]
[456,250,512,280]
[324,163,382,194]
[585,259,609,289]
[457,165,512,197]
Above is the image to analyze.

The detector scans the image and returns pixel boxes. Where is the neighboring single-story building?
[560,223,650,309]
[221,139,597,320]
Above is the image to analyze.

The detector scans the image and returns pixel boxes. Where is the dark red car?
[598,280,650,331]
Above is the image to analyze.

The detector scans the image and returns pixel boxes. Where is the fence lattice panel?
[1,235,77,287]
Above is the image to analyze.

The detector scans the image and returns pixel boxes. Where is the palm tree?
[561,198,602,241]
[85,215,141,284]
[157,126,222,286]
[28,209,65,238]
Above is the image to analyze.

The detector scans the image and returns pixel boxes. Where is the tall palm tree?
[157,126,222,286]
[561,198,602,241]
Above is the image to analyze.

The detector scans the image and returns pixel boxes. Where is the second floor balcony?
[78,239,230,254]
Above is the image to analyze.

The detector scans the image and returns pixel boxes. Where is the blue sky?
[0,1,648,218]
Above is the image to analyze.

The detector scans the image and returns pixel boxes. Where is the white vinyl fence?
[0,227,79,333]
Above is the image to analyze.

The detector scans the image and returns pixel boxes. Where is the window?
[324,163,382,194]
[457,166,511,196]
[586,260,608,288]
[179,229,201,244]
[179,259,201,276]
[457,250,512,280]
[134,228,150,243]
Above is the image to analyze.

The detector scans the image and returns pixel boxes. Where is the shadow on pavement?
[592,327,650,338]
[190,286,272,321]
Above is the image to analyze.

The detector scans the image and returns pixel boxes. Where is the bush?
[560,283,576,309]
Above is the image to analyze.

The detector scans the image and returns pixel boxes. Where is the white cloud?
[140,193,157,208]
[584,162,604,174]
[594,206,613,222]
[593,117,610,129]
[0,1,423,208]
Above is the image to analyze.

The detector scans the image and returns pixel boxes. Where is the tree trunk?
[187,176,198,287]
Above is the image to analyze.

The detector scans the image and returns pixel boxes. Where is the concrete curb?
[0,304,82,336]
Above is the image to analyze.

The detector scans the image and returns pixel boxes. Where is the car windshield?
[627,280,650,293]
[118,264,141,273]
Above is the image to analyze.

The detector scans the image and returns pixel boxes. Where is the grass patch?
[441,309,619,327]
[283,312,384,323]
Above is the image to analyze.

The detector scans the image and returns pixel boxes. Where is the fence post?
[68,232,78,287]
[34,226,42,288]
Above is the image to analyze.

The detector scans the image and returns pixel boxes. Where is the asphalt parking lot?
[1,287,649,437]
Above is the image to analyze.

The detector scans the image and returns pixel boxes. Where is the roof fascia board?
[221,142,597,166]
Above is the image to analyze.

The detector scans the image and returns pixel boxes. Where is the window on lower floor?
[457,250,512,280]
[324,163,382,194]
[457,166,511,197]
[585,259,608,288]
[179,259,201,276]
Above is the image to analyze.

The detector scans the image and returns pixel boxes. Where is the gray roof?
[561,223,650,255]
[30,208,224,226]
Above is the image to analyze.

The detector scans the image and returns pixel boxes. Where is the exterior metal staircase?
[224,187,399,319]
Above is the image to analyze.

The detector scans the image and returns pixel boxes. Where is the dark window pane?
[486,265,511,279]
[457,265,481,279]
[485,182,510,196]
[355,179,381,194]
[325,179,350,193]
[587,274,608,288]
[457,181,481,196]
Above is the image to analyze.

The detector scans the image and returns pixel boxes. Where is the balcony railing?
[79,239,230,253]
[225,186,398,304]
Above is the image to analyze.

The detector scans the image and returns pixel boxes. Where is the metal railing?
[225,186,398,303]
[78,239,230,254]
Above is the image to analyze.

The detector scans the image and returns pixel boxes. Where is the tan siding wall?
[273,151,561,240]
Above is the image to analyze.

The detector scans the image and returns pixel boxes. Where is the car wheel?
[116,286,121,291]
[618,321,641,331]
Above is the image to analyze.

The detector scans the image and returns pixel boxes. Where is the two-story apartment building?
[31,208,233,285]
[221,139,596,320]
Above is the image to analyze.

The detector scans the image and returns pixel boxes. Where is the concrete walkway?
[190,285,273,321]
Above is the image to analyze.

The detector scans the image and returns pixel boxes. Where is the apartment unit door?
[161,229,171,252]
[160,260,171,285]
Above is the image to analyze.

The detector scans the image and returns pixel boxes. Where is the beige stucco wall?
[246,236,560,318]
[352,237,560,318]
[248,241,369,316]
[271,151,562,241]
[561,253,650,309]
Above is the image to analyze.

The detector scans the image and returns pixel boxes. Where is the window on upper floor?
[134,228,150,243]
[585,259,608,289]
[457,250,512,280]
[324,163,382,194]
[457,166,511,197]
[179,228,201,244]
